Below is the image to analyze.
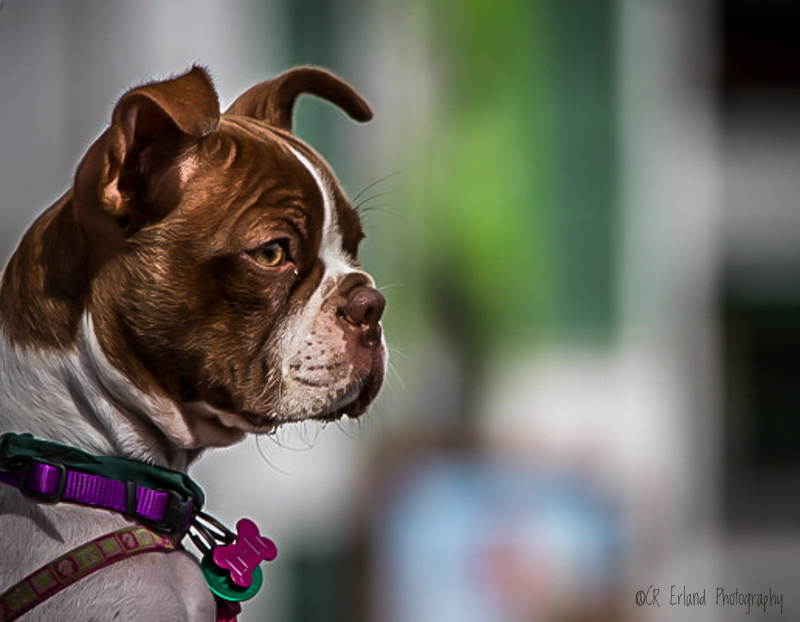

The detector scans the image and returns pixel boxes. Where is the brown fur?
[0,65,377,426]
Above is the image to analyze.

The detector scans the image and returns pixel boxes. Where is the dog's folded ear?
[225,66,372,132]
[74,66,219,246]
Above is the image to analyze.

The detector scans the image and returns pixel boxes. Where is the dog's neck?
[0,315,181,468]
[0,313,246,470]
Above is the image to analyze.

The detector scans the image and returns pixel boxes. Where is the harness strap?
[0,434,259,621]
[0,525,174,622]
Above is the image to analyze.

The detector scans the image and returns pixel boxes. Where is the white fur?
[287,146,360,280]
[0,318,216,620]
[1,316,160,464]
[0,314,238,468]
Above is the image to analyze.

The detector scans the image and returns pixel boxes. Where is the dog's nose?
[340,287,386,346]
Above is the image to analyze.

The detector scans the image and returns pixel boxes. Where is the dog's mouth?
[311,372,383,423]
[226,371,382,432]
[311,382,363,422]
[187,341,386,433]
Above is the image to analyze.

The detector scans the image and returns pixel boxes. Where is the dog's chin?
[186,371,383,436]
[310,372,383,423]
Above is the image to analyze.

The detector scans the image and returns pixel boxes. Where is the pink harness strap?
[0,435,260,621]
[0,525,175,622]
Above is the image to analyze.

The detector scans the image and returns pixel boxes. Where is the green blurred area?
[278,0,620,618]
[291,0,618,355]
[420,0,618,352]
[422,0,555,349]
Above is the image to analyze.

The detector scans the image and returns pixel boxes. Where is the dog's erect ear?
[74,66,220,235]
[225,66,372,132]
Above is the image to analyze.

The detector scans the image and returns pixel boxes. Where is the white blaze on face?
[276,147,373,418]
[288,146,356,280]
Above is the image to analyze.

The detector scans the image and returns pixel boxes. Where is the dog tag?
[201,551,263,602]
[199,517,277,602]
[213,518,277,588]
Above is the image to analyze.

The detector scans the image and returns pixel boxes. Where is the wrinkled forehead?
[215,116,363,260]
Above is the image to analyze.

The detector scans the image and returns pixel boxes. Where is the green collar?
[0,432,204,515]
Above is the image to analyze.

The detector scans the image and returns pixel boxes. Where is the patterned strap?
[0,525,174,622]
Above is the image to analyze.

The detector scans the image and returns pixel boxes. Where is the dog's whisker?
[363,403,389,438]
[387,344,409,361]
[355,198,398,212]
[355,189,397,204]
[351,175,400,203]
[350,170,405,203]
[335,419,361,441]
[301,420,322,450]
[278,424,316,453]
[387,360,406,395]
[358,206,404,222]
[356,196,398,210]
[373,395,393,430]
[377,282,406,292]
[263,426,305,453]
[255,435,293,476]
[297,421,308,448]
[354,190,397,211]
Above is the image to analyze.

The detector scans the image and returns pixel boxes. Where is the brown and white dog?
[0,66,385,619]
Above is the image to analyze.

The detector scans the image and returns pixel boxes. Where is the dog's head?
[2,67,386,442]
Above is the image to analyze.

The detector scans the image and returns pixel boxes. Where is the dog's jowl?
[0,67,385,621]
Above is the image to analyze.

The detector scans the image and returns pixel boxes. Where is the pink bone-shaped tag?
[212,518,278,588]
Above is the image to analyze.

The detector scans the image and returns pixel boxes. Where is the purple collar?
[0,433,277,610]
[0,432,200,534]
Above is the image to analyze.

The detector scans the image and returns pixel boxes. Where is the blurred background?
[1,0,799,620]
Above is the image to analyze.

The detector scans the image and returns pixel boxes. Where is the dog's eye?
[249,241,287,267]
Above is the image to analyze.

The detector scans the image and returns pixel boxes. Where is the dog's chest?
[0,486,214,621]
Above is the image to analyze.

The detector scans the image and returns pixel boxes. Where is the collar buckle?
[139,488,196,534]
[21,459,68,502]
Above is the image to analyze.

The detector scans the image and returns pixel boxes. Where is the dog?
[0,66,386,620]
